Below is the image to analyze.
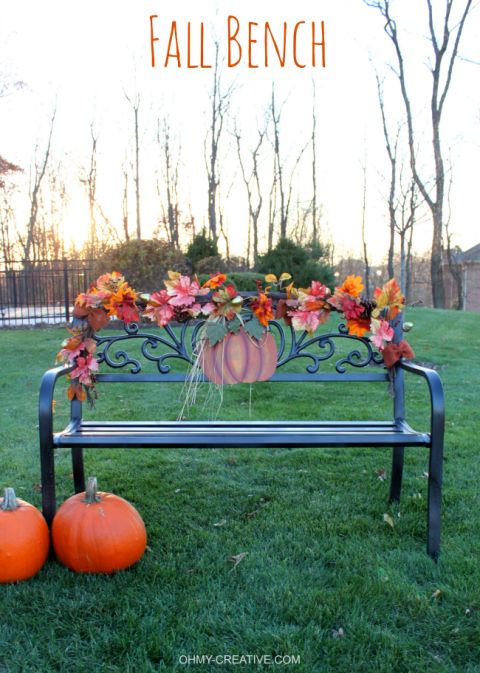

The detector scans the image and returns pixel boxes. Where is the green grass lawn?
[0,308,479,673]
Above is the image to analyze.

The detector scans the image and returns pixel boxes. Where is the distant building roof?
[456,243,480,264]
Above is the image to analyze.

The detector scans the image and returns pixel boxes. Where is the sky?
[1,0,479,263]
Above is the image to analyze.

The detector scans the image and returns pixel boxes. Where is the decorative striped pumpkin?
[201,327,278,385]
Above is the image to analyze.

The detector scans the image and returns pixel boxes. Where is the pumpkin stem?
[1,487,18,511]
[84,476,101,504]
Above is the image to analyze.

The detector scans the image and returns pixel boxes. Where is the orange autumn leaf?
[374,278,405,320]
[338,275,364,298]
[346,316,371,337]
[301,298,326,312]
[63,336,82,351]
[104,284,139,323]
[202,273,227,289]
[250,292,274,327]
[67,383,86,402]
[96,271,124,292]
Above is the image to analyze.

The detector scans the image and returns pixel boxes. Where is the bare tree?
[0,185,16,263]
[375,72,422,295]
[445,225,463,309]
[405,215,415,303]
[0,158,21,262]
[268,86,310,246]
[360,158,371,296]
[122,161,130,242]
[375,72,401,280]
[38,161,67,259]
[397,175,420,296]
[267,160,278,251]
[21,107,56,261]
[124,89,142,239]
[311,81,320,243]
[365,0,474,308]
[218,203,230,262]
[270,85,287,239]
[205,43,232,242]
[81,123,98,256]
[156,119,181,249]
[444,172,464,309]
[79,123,122,255]
[0,156,21,189]
[285,142,309,231]
[233,121,266,267]
[217,175,237,263]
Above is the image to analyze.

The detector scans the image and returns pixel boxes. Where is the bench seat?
[54,420,430,449]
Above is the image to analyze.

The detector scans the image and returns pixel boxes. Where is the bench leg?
[40,438,56,528]
[427,438,444,561]
[71,447,86,493]
[389,446,404,502]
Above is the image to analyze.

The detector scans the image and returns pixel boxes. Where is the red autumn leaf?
[87,308,110,331]
[73,305,110,331]
[275,299,292,326]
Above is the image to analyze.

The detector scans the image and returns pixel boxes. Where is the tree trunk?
[311,83,318,243]
[364,0,474,308]
[134,105,141,239]
[361,161,370,296]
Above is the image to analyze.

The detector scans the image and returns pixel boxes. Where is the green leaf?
[227,315,242,334]
[205,321,228,346]
[244,317,265,341]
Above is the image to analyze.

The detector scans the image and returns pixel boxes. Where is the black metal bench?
[39,315,445,559]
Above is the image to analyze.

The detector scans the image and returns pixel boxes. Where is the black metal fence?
[0,259,94,327]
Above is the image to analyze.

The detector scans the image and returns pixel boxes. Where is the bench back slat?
[95,371,389,383]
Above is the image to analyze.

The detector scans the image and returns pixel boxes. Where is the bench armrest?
[398,360,445,441]
[39,365,74,442]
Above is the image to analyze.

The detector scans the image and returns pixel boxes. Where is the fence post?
[12,269,18,308]
[63,257,70,323]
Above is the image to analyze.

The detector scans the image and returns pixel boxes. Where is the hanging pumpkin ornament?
[201,327,278,385]
[0,487,50,583]
[52,477,147,574]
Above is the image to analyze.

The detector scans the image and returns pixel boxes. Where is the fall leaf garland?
[56,270,413,403]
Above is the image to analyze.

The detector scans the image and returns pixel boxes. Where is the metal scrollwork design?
[95,322,198,374]
[95,315,385,376]
[274,321,384,373]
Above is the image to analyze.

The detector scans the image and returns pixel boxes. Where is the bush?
[197,272,265,291]
[194,256,227,275]
[187,231,218,271]
[227,272,266,291]
[95,239,189,292]
[257,238,334,288]
[225,256,249,272]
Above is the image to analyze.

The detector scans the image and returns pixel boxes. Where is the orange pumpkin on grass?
[201,327,278,385]
[52,477,147,574]
[0,487,50,583]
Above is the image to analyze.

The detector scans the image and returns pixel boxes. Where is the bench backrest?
[93,318,391,384]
